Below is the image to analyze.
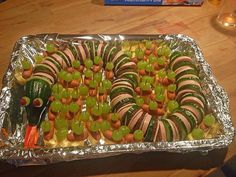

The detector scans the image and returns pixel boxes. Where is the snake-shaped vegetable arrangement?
[17,40,221,148]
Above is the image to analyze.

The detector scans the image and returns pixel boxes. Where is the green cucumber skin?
[110,87,134,100]
[173,108,196,129]
[169,115,187,140]
[161,119,173,142]
[24,78,51,125]
[173,61,198,72]
[112,97,136,112]
[144,117,155,142]
[121,105,140,125]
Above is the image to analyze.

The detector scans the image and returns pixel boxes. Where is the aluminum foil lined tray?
[0,34,234,166]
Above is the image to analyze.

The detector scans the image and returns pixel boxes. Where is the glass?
[217,0,236,28]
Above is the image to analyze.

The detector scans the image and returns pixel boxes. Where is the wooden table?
[0,0,235,176]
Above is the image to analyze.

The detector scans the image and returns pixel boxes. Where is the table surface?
[0,0,235,177]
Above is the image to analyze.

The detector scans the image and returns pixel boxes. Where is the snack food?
[16,39,222,148]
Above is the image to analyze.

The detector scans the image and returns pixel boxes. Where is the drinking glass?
[216,0,236,28]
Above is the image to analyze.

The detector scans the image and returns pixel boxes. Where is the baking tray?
[0,34,234,166]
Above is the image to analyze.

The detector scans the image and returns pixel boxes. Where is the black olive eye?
[20,96,30,107]
[33,98,43,107]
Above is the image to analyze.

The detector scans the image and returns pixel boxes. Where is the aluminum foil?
[0,34,234,166]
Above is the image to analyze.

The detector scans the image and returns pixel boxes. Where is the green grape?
[203,114,216,127]
[140,82,151,91]
[102,80,112,90]
[135,97,144,106]
[62,89,70,99]
[72,71,81,80]
[86,96,97,108]
[145,40,152,50]
[46,42,56,53]
[55,117,68,130]
[142,76,154,84]
[157,69,166,78]
[137,61,147,70]
[84,59,93,68]
[156,94,165,102]
[106,62,114,71]
[71,89,79,99]
[94,56,102,65]
[99,86,106,94]
[58,70,67,80]
[61,104,69,113]
[149,101,158,110]
[191,128,204,140]
[21,59,31,70]
[167,70,176,80]
[79,111,90,121]
[135,48,144,60]
[53,93,63,100]
[157,47,164,56]
[101,102,111,114]
[124,51,132,58]
[111,113,119,121]
[89,80,98,88]
[90,121,100,132]
[119,126,130,136]
[157,56,165,65]
[167,84,177,92]
[154,84,164,95]
[148,54,157,64]
[92,105,102,116]
[56,129,67,141]
[79,85,88,96]
[163,46,171,57]
[112,130,123,141]
[52,83,63,93]
[71,120,84,135]
[64,72,73,82]
[69,102,79,113]
[41,120,51,133]
[50,100,62,112]
[34,54,44,64]
[72,60,81,68]
[100,120,111,131]
[94,72,102,83]
[145,64,154,72]
[167,100,179,112]
[84,69,93,78]
[133,130,144,141]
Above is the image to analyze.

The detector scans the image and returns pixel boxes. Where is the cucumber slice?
[176,84,201,100]
[121,105,140,125]
[112,97,136,112]
[118,72,138,88]
[144,117,155,142]
[179,92,207,110]
[110,87,134,100]
[161,119,173,141]
[176,77,200,86]
[175,69,198,80]
[170,51,182,61]
[34,64,55,75]
[169,115,187,140]
[56,51,71,67]
[181,102,205,124]
[173,108,196,129]
[113,78,136,89]
[45,56,62,71]
[172,61,198,72]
